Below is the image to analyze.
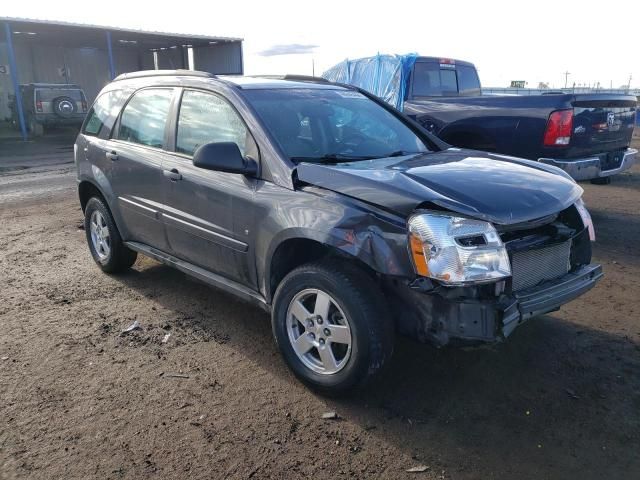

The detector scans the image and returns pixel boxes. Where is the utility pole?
[627,74,632,90]
[312,57,315,76]
[563,70,570,88]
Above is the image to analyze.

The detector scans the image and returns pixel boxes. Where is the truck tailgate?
[570,95,636,156]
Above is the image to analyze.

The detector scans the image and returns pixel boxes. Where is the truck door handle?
[163,168,182,181]
[106,151,118,161]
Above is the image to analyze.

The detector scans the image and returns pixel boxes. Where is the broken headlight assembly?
[408,213,511,285]
[574,197,595,241]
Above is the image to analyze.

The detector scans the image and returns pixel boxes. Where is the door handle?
[106,151,118,161]
[163,168,182,181]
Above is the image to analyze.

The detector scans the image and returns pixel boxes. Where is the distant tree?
[538,82,550,89]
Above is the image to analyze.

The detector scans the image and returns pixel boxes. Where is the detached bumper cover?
[538,148,637,181]
[397,264,603,346]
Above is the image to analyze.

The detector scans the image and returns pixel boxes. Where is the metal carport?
[0,17,243,140]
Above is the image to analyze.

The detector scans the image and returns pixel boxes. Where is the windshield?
[243,88,429,163]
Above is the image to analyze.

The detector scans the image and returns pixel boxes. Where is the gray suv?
[76,70,602,394]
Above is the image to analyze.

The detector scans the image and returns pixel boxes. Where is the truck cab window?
[457,65,481,96]
[412,63,441,96]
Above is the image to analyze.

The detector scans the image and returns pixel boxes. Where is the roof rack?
[282,75,330,84]
[251,74,331,84]
[113,70,216,82]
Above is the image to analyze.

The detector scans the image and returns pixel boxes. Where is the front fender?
[254,185,414,301]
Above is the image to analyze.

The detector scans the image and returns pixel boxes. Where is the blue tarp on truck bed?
[322,54,418,110]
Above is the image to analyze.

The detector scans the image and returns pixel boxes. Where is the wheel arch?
[77,176,129,241]
[78,179,107,212]
[263,227,408,304]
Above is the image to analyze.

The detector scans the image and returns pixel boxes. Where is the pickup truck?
[324,56,638,184]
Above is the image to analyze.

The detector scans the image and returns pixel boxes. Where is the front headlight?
[408,213,511,285]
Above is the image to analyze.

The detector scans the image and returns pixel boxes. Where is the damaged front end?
[387,202,603,347]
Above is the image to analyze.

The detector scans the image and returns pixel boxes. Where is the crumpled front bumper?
[538,148,637,181]
[394,264,603,347]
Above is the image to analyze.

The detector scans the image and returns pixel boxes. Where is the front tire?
[272,260,394,395]
[84,197,137,273]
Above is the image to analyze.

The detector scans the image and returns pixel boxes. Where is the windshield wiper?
[290,153,377,164]
[291,151,424,164]
[382,150,423,157]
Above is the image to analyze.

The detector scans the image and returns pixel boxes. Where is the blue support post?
[106,31,115,80]
[4,22,27,141]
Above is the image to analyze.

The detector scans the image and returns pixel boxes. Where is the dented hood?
[295,149,583,225]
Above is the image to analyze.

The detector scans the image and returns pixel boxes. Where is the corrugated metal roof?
[0,16,243,43]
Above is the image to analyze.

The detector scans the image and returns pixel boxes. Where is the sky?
[3,0,639,89]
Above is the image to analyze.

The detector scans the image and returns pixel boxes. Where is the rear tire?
[84,197,137,273]
[272,259,394,395]
[590,177,611,185]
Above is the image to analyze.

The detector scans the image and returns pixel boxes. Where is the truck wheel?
[590,177,611,185]
[84,197,137,273]
[272,260,394,395]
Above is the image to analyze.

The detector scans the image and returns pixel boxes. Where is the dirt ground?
[0,131,639,479]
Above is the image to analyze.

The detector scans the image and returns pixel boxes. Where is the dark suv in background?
[10,83,88,136]
[75,70,602,394]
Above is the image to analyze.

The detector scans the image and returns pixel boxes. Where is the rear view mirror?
[192,142,257,176]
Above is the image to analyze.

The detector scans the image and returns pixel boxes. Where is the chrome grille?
[510,240,571,292]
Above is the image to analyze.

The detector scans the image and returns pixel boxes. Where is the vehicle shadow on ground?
[589,207,640,267]
[112,261,640,478]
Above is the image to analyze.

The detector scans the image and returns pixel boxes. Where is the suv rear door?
[105,87,177,250]
[162,88,258,287]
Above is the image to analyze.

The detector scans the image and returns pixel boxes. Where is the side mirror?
[192,142,257,176]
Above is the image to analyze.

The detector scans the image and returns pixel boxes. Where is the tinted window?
[457,65,481,96]
[440,69,458,95]
[412,63,467,97]
[176,90,249,156]
[83,90,126,137]
[244,89,428,162]
[412,63,442,96]
[117,89,173,148]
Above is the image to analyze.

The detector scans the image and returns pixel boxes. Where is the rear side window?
[176,90,249,156]
[83,90,126,137]
[117,89,173,148]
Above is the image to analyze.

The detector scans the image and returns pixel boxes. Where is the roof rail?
[113,69,216,82]
[282,74,330,84]
[251,74,331,84]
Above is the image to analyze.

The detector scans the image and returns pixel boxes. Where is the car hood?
[295,148,583,225]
